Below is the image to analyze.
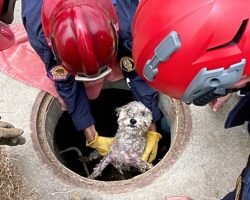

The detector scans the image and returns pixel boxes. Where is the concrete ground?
[0,2,249,200]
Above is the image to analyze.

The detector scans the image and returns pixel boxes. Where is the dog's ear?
[115,106,122,116]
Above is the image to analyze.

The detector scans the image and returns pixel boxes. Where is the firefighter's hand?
[208,93,232,112]
[0,121,26,146]
[86,132,115,156]
[142,131,162,163]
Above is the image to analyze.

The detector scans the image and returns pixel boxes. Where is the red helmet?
[42,0,118,80]
[0,0,15,51]
[0,21,14,50]
[133,0,250,105]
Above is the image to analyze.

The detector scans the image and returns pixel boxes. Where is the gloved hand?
[86,132,115,156]
[0,121,26,146]
[142,131,162,163]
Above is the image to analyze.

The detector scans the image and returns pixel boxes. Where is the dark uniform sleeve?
[21,0,94,131]
[225,91,250,134]
[116,0,161,123]
[223,91,250,199]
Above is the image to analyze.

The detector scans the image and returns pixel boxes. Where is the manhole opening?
[53,89,171,181]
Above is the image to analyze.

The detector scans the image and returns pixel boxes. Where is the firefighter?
[132,0,250,199]
[21,0,163,163]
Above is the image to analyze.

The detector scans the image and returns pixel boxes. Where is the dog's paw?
[147,163,153,169]
[139,162,153,173]
[88,174,96,180]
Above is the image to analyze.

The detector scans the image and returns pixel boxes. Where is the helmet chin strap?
[192,87,228,106]
[192,87,242,106]
[75,66,112,82]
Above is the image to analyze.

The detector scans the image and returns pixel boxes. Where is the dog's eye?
[127,108,133,117]
[140,111,146,117]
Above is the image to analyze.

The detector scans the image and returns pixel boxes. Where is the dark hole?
[53,89,171,181]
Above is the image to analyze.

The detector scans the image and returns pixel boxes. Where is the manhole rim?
[31,91,192,193]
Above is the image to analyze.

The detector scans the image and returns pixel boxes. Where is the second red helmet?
[133,0,250,105]
[0,0,15,51]
[42,0,119,79]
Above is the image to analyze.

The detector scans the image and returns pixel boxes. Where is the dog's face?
[116,101,153,134]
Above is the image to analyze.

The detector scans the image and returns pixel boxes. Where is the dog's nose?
[130,118,137,125]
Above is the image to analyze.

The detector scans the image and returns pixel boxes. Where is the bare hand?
[208,93,232,112]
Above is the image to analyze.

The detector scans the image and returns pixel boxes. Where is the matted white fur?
[89,101,153,179]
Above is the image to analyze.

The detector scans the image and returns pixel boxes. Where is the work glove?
[86,132,115,156]
[0,121,26,146]
[142,131,162,163]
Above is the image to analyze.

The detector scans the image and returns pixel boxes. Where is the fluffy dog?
[88,101,153,179]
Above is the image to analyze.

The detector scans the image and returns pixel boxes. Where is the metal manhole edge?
[31,92,192,194]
